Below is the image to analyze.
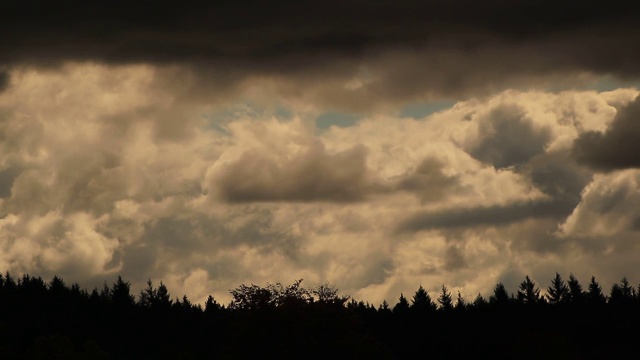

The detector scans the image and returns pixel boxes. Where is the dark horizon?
[1,269,639,358]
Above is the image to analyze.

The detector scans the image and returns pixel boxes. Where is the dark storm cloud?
[2,1,640,101]
[396,198,574,233]
[1,1,637,63]
[573,96,640,171]
[213,144,376,203]
[470,105,551,169]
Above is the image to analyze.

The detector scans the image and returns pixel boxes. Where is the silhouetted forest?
[1,272,639,359]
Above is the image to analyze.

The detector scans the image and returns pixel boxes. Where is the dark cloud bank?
[2,1,640,101]
[397,199,574,233]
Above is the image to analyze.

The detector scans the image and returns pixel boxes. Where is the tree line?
[0,271,638,359]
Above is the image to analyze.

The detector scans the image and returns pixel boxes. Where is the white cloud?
[560,170,640,238]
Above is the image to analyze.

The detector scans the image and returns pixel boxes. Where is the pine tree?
[516,276,543,306]
[586,276,606,306]
[437,284,454,311]
[567,273,585,305]
[178,294,194,314]
[473,293,488,309]
[378,300,391,313]
[49,275,68,293]
[156,281,173,309]
[490,282,511,306]
[411,285,436,312]
[205,295,221,313]
[609,277,635,307]
[393,293,410,314]
[455,291,466,311]
[111,276,135,307]
[546,272,569,305]
[89,287,101,305]
[100,281,111,304]
[619,277,635,298]
[21,274,47,298]
[138,279,157,308]
[4,272,16,291]
[48,275,70,308]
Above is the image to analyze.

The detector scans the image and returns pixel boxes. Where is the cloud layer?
[0,63,639,305]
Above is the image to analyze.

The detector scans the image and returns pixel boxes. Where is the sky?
[1,1,640,305]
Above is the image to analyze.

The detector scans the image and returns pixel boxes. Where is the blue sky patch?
[400,101,456,119]
[315,111,361,129]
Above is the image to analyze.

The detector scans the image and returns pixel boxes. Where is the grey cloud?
[113,209,304,290]
[203,255,253,283]
[143,217,207,253]
[118,243,170,285]
[220,208,302,258]
[340,254,394,290]
[470,105,551,169]
[527,152,592,204]
[3,152,126,217]
[140,211,299,255]
[0,166,21,198]
[573,96,640,171]
[508,219,569,255]
[444,245,467,271]
[517,151,593,231]
[396,157,459,203]
[397,199,574,233]
[5,169,57,216]
[0,69,8,93]
[213,144,376,203]
[496,267,527,295]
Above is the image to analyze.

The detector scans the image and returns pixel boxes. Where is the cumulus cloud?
[560,170,640,238]
[573,96,640,171]
[0,211,120,278]
[468,104,551,169]
[211,142,375,203]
